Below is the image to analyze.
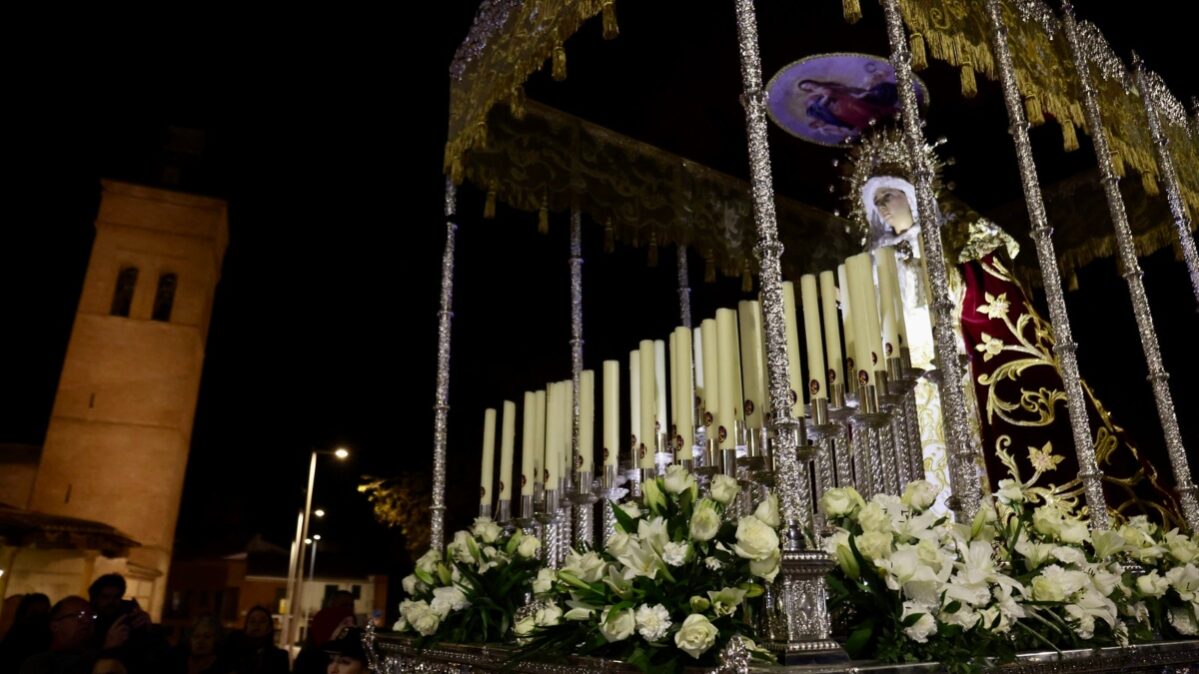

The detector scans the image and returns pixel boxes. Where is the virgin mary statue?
[846,127,1182,526]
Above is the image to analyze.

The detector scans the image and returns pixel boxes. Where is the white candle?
[629,350,641,458]
[781,281,805,415]
[669,331,680,438]
[800,274,827,400]
[675,326,694,450]
[480,408,497,505]
[521,392,535,496]
[499,401,516,501]
[875,246,901,360]
[603,360,620,469]
[639,340,656,467]
[716,308,743,449]
[846,252,883,385]
[819,271,845,391]
[701,318,720,441]
[545,384,560,487]
[738,301,767,428]
[654,339,667,440]
[838,264,856,379]
[534,389,547,486]
[561,379,573,481]
[579,370,594,473]
[692,327,705,422]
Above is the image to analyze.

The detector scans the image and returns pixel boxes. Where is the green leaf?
[610,500,638,534]
[944,600,962,614]
[846,622,875,658]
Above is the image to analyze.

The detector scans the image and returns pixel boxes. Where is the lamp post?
[287,447,348,649]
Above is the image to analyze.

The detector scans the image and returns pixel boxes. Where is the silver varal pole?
[732,0,844,661]
[881,0,984,520]
[984,0,1109,528]
[430,178,458,550]
[1060,3,1198,529]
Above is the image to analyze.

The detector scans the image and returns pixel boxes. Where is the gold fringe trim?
[508,86,526,120]
[960,62,977,99]
[647,230,659,267]
[843,0,862,24]
[741,269,753,292]
[538,202,549,234]
[705,250,717,283]
[552,43,567,81]
[602,1,618,40]
[450,157,464,186]
[1062,121,1079,152]
[1142,171,1159,197]
[603,219,615,253]
[1024,94,1044,127]
[910,33,928,71]
[484,188,497,219]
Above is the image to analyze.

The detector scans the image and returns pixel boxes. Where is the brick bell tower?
[28,180,227,619]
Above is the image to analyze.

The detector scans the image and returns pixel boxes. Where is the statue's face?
[874,187,914,234]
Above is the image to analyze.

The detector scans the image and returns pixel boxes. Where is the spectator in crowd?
[0,593,51,671]
[226,606,287,674]
[19,597,129,674]
[169,616,232,674]
[323,626,371,674]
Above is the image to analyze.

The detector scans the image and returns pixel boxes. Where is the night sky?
[4,5,1199,583]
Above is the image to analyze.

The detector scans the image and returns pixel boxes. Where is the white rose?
[618,501,643,520]
[673,613,719,659]
[749,549,781,582]
[430,586,470,618]
[517,534,541,559]
[471,517,503,544]
[706,587,748,617]
[392,617,409,632]
[709,474,740,504]
[599,607,636,642]
[535,602,563,627]
[1169,605,1199,636]
[663,541,690,567]
[1032,506,1064,538]
[753,494,781,529]
[513,615,536,637]
[1136,572,1170,598]
[1058,518,1089,545]
[858,503,891,533]
[690,500,722,542]
[901,602,937,643]
[533,567,556,594]
[1050,545,1086,566]
[901,481,938,511]
[1166,529,1199,564]
[854,531,894,561]
[940,604,980,631]
[448,530,478,564]
[820,487,865,518]
[605,531,637,558]
[415,549,441,575]
[634,603,672,642]
[996,479,1025,505]
[733,516,780,561]
[401,574,420,596]
[408,603,441,637]
[563,550,608,583]
[664,465,697,494]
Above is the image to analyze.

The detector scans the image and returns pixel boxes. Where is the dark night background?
[3,3,1198,591]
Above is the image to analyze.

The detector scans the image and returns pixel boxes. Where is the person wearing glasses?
[18,596,130,674]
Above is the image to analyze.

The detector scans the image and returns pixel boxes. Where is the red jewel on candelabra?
[574,455,583,469]
[480,486,486,498]
[828,368,837,383]
[543,469,550,483]
[675,435,684,450]
[858,369,870,385]
[498,480,505,493]
[847,357,856,371]
[602,447,610,461]
[809,379,821,396]
[521,474,528,488]
[744,399,755,416]
[638,443,647,459]
[789,389,799,405]
[871,352,879,365]
[885,343,894,357]
[718,425,728,443]
[704,411,714,425]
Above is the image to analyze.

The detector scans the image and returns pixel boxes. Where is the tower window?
[110,267,138,317]
[152,273,177,322]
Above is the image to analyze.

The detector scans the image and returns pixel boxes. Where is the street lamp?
[314,509,326,518]
[287,446,350,649]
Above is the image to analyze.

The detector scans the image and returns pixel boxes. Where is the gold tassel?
[538,203,549,234]
[1143,172,1159,196]
[741,269,753,293]
[960,62,978,99]
[603,219,615,253]
[1067,271,1079,292]
[508,86,526,120]
[552,44,567,81]
[704,250,717,283]
[842,0,862,24]
[647,231,659,267]
[1061,121,1079,152]
[910,33,928,71]
[484,189,497,219]
[1024,94,1044,127]
[602,1,619,40]
[450,157,464,185]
